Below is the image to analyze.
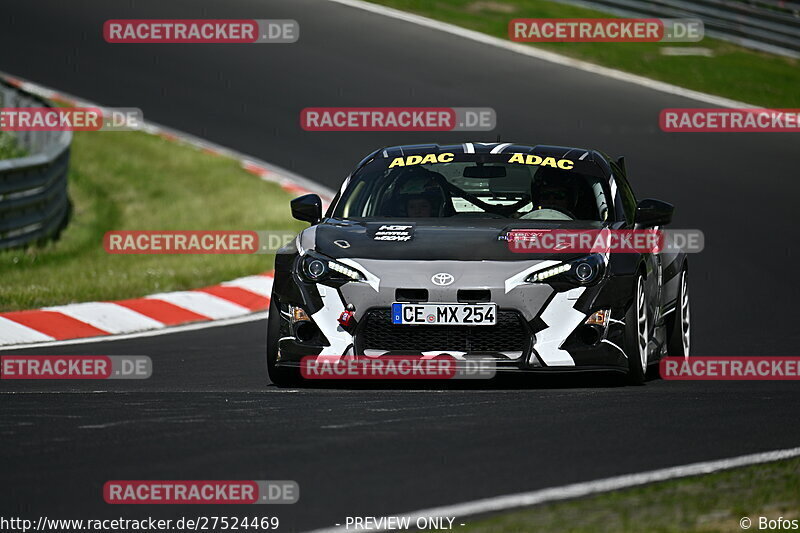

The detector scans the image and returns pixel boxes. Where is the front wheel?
[666,269,690,359]
[266,297,303,388]
[624,274,649,385]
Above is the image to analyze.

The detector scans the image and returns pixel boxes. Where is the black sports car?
[267,143,690,385]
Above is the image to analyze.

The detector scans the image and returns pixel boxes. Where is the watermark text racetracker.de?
[300,107,496,131]
[504,229,704,254]
[661,108,800,132]
[0,107,143,131]
[301,356,496,380]
[661,357,800,380]
[104,480,298,504]
[103,231,298,254]
[104,19,298,43]
[0,356,151,380]
[509,18,703,42]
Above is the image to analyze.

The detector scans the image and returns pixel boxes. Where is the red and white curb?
[0,272,276,346]
[0,72,333,348]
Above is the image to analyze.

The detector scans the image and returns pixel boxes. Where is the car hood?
[311,218,605,261]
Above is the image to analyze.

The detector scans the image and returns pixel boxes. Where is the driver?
[392,167,451,217]
[537,183,572,212]
[405,194,434,217]
[531,168,578,215]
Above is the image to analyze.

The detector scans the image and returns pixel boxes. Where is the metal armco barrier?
[0,80,72,250]
[552,0,800,58]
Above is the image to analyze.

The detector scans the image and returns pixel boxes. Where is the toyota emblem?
[431,273,455,286]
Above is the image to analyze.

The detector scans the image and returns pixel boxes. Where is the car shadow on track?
[274,370,663,390]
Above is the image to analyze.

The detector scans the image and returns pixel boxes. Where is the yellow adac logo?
[388,152,455,168]
[508,153,574,170]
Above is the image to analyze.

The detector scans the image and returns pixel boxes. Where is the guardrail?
[0,79,72,250]
[553,0,800,58]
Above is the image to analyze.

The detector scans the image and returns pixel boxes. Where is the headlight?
[328,260,363,280]
[305,259,327,280]
[526,253,605,286]
[575,261,595,282]
[529,263,571,282]
[301,252,365,283]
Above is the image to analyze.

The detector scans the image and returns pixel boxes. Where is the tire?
[666,268,690,359]
[266,297,303,388]
[624,274,649,385]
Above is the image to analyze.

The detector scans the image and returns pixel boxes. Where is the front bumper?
[273,257,632,371]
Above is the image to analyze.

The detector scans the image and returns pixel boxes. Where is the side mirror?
[635,198,673,227]
[291,194,322,224]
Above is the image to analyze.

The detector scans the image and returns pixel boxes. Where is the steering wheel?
[523,206,577,220]
[451,212,505,219]
[543,206,577,219]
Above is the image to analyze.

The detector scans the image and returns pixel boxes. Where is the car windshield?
[332,151,612,221]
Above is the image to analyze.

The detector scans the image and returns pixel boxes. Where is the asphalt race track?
[1,0,800,530]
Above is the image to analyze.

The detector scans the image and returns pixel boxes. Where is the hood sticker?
[367,223,415,242]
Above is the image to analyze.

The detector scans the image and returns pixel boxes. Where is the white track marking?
[0,317,55,344]
[42,302,163,334]
[145,292,250,319]
[220,275,274,297]
[305,445,800,533]
[321,412,471,430]
[326,0,755,108]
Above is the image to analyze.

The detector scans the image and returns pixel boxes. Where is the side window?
[611,165,637,224]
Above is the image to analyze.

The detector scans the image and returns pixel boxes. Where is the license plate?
[391,303,497,326]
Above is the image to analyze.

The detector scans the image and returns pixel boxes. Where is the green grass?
[0,132,27,159]
[461,457,800,532]
[367,0,800,108]
[0,129,304,311]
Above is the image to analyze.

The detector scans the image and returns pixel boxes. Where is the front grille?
[357,308,531,354]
